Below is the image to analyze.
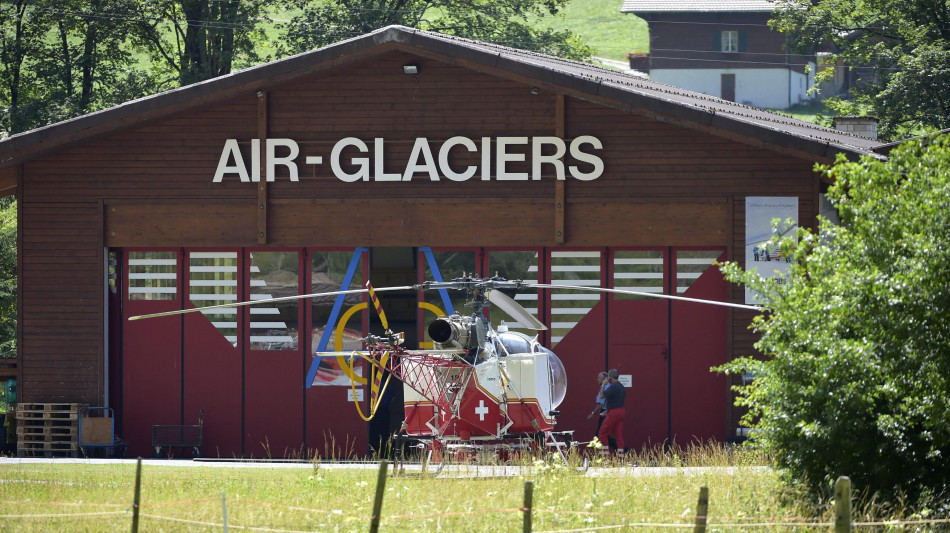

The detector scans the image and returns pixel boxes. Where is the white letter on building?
[532,137,566,180]
[374,138,402,182]
[569,136,604,181]
[331,137,370,182]
[481,137,492,180]
[403,138,440,181]
[496,137,529,181]
[438,136,478,182]
[266,138,300,182]
[213,139,250,183]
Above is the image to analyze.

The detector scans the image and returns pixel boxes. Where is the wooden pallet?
[16,403,83,421]
[16,424,78,439]
[15,403,85,458]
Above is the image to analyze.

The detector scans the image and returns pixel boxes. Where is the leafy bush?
[718,134,950,502]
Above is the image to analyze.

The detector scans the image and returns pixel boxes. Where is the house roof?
[0,24,884,172]
[621,0,777,13]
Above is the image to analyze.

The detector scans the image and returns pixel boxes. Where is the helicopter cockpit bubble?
[545,347,568,409]
[495,330,567,409]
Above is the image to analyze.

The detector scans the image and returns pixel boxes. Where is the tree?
[134,0,269,86]
[718,134,950,502]
[277,0,594,60]
[0,0,48,134]
[1,0,162,135]
[770,0,950,140]
[0,197,15,357]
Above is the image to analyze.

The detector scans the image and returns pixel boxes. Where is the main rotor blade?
[527,283,762,311]
[488,289,548,330]
[127,285,416,321]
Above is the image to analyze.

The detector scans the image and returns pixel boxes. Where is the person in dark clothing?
[597,368,626,455]
[587,371,617,449]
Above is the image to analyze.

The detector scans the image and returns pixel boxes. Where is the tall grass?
[3,442,944,532]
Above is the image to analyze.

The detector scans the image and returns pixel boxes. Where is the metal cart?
[78,407,127,458]
[152,409,204,458]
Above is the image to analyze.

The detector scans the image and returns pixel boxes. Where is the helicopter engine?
[427,314,475,349]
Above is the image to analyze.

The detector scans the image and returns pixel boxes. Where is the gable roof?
[621,0,777,13]
[0,24,883,172]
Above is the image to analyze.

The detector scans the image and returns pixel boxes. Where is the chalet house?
[622,0,816,109]
[0,25,883,459]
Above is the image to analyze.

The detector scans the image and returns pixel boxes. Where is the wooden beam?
[257,89,268,244]
[104,199,730,247]
[555,94,566,244]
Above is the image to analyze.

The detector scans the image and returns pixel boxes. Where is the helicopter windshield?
[544,347,567,409]
[496,331,567,409]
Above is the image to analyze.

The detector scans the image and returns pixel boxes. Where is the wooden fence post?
[131,457,142,533]
[694,486,709,533]
[834,476,852,533]
[523,480,534,533]
[369,460,388,533]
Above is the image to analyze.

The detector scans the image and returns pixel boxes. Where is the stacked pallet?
[16,403,85,457]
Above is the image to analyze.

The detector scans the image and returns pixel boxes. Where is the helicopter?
[130,270,758,461]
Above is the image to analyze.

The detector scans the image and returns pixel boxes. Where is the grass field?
[1,457,814,532]
[536,0,649,60]
[3,442,922,533]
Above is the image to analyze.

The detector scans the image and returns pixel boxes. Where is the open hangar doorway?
[365,247,417,457]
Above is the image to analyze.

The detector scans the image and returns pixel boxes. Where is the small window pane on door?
[249,251,299,350]
[613,250,664,300]
[550,251,601,346]
[129,251,177,301]
[190,251,239,346]
[676,250,723,294]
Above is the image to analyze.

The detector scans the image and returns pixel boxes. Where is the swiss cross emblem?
[475,400,489,421]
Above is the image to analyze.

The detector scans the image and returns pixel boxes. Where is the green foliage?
[277,0,595,60]
[0,0,165,135]
[770,0,950,140]
[717,134,950,502]
[0,197,15,358]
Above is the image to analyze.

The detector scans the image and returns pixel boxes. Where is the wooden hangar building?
[0,26,883,459]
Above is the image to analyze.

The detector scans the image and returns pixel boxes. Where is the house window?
[721,31,739,53]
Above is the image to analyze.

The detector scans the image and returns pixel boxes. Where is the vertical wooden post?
[693,486,709,533]
[523,480,534,533]
[554,94,566,244]
[834,476,852,533]
[131,457,142,533]
[257,89,268,244]
[369,460,388,533]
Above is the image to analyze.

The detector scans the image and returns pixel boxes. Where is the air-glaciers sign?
[213,136,604,183]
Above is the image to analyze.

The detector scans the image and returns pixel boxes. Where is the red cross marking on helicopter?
[475,400,489,421]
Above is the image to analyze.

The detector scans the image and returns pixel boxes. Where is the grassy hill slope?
[537,0,649,61]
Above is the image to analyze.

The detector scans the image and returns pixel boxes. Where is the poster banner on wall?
[745,197,798,304]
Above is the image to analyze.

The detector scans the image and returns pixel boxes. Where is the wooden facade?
[643,12,809,73]
[621,1,816,108]
[1,26,883,457]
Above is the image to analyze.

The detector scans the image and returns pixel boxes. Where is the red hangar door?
[121,248,371,459]
[605,248,728,451]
